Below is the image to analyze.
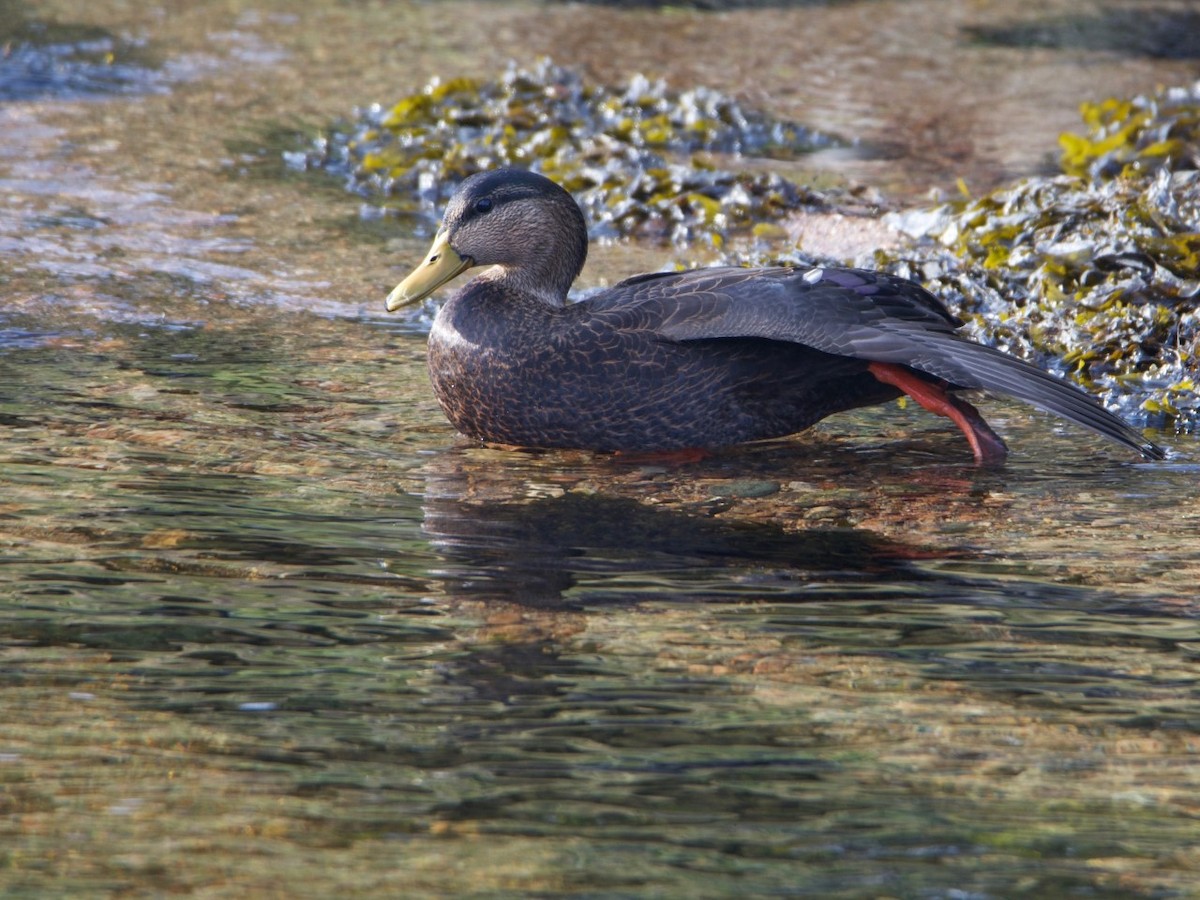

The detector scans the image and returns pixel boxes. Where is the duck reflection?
[416,463,948,609]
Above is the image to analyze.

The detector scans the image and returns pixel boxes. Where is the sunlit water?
[3,1,1199,897]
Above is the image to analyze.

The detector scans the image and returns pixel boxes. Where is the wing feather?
[588,265,1162,459]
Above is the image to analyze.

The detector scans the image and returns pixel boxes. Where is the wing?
[590,265,1163,459]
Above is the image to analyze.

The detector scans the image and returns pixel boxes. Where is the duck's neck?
[485,199,588,306]
[475,262,573,307]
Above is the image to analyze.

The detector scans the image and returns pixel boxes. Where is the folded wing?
[609,265,1163,460]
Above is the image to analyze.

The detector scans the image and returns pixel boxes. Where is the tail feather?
[912,338,1165,460]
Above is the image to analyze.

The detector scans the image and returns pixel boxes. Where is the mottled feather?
[389,169,1165,462]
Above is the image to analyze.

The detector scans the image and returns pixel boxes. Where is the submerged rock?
[0,16,165,101]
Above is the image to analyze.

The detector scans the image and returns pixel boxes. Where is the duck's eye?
[474,198,494,214]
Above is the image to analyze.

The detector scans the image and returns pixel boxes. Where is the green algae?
[1060,85,1200,180]
[300,58,845,246]
[858,82,1199,432]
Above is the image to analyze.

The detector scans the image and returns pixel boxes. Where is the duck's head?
[386,168,589,312]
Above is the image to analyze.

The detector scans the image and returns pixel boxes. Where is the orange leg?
[868,361,1008,464]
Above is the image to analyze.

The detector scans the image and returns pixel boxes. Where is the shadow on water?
[548,0,864,8]
[417,463,1199,711]
[963,4,1200,60]
[420,489,933,608]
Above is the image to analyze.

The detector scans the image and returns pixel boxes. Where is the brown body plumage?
[387,168,1164,463]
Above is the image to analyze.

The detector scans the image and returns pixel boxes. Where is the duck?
[385,168,1164,464]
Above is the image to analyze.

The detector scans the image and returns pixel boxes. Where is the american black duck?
[386,168,1164,464]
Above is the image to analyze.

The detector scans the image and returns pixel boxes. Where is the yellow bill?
[385,230,474,311]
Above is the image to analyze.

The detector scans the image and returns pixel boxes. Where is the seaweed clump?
[297,58,843,246]
[878,82,1200,432]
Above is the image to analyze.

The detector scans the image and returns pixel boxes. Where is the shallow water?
[2,0,1199,897]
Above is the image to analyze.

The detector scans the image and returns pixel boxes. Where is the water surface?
[2,1,1199,897]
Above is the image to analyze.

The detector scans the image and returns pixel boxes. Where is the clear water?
[2,1,1198,896]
